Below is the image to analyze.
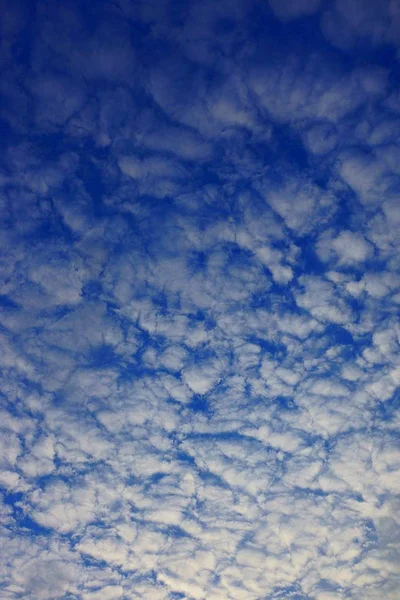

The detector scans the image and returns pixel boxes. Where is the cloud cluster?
[0,0,399,599]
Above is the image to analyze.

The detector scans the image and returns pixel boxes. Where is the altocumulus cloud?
[0,0,400,599]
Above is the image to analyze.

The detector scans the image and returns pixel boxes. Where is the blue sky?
[1,0,400,598]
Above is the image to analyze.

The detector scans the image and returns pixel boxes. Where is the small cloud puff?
[317,230,374,265]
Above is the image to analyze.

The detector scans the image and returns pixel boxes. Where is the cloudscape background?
[1,0,400,598]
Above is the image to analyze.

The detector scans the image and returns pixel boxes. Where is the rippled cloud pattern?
[1,0,400,598]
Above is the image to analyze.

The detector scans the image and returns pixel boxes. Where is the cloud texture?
[0,0,400,598]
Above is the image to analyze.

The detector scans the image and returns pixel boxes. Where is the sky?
[0,0,400,598]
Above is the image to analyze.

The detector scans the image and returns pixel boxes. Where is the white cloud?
[137,124,212,161]
[337,148,393,206]
[249,61,387,126]
[182,361,222,394]
[265,179,336,235]
[83,586,125,600]
[295,275,353,324]
[317,230,374,265]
